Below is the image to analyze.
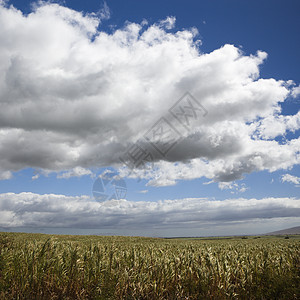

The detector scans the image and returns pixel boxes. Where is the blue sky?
[0,0,299,236]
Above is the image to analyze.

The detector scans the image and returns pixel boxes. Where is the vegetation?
[0,232,299,299]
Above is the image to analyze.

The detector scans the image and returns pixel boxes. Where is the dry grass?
[0,232,299,299]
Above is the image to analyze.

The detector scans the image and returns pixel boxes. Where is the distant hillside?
[266,226,300,235]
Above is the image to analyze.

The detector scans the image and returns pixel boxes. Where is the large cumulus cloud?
[0,2,299,185]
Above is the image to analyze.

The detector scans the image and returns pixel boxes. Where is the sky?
[0,0,299,237]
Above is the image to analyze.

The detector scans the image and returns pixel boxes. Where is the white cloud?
[255,111,300,139]
[32,173,39,180]
[291,85,300,98]
[31,169,51,180]
[0,170,12,180]
[0,193,299,232]
[138,190,148,194]
[218,182,248,193]
[281,174,300,186]
[158,16,176,30]
[0,2,299,186]
[97,1,110,21]
[57,167,93,179]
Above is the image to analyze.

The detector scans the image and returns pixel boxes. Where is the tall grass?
[0,232,299,299]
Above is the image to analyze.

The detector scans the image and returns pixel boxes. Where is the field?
[0,233,299,299]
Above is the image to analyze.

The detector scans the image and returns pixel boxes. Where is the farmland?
[0,232,299,299]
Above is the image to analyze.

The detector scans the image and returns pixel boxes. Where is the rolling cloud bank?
[0,192,299,235]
